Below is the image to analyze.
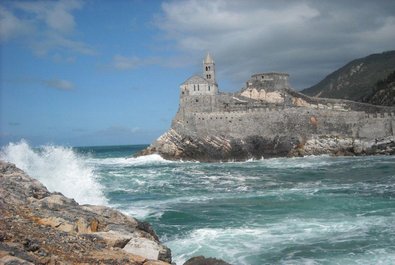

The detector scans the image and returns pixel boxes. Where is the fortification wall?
[173,79,395,150]
[141,55,395,161]
[173,107,395,142]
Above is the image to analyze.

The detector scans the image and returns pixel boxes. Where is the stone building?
[180,53,218,97]
[246,72,289,90]
[140,53,395,161]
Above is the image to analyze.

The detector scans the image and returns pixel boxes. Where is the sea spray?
[3,142,394,264]
[84,150,395,265]
[0,140,107,205]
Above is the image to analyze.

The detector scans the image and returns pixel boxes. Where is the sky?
[1,0,394,147]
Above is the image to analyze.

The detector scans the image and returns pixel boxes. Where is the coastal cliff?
[0,160,171,265]
[139,54,395,162]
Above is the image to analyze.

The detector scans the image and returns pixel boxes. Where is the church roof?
[181,75,210,85]
[204,52,214,64]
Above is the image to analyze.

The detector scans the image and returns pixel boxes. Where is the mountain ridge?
[302,50,395,103]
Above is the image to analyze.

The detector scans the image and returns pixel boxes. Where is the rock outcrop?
[183,256,231,265]
[140,129,395,162]
[0,160,171,265]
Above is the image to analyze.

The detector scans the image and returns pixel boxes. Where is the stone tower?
[203,52,216,85]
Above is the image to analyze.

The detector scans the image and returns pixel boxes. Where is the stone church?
[180,53,218,96]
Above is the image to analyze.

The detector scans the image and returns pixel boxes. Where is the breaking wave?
[0,140,107,205]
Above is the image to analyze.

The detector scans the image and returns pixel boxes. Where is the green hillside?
[363,70,395,106]
[302,51,395,102]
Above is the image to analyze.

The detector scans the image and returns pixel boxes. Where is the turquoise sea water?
[1,141,395,264]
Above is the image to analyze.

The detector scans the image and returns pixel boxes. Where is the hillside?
[302,51,395,102]
[363,70,395,106]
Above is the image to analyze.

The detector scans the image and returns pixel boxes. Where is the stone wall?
[174,107,395,142]
[140,67,395,161]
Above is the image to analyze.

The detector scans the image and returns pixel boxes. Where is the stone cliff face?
[138,55,395,162]
[0,161,171,265]
[139,90,395,162]
[140,120,395,162]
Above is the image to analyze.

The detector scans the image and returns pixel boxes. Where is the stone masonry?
[139,54,395,161]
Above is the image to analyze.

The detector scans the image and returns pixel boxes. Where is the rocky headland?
[0,160,173,265]
[138,53,395,162]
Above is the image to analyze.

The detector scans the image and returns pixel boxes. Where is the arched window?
[206,66,208,71]
[198,84,200,91]
[194,85,196,91]
[208,85,210,91]
[207,75,209,79]
[208,66,211,70]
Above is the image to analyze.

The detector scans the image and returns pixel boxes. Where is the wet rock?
[294,135,395,157]
[144,260,172,265]
[183,256,231,265]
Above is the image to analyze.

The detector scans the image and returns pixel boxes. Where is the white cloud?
[96,126,142,136]
[0,0,94,56]
[32,33,95,56]
[0,6,32,41]
[112,55,142,70]
[52,53,76,63]
[43,79,74,90]
[14,0,82,34]
[110,55,179,70]
[156,0,395,89]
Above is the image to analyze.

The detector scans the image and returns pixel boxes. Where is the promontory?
[138,53,395,161]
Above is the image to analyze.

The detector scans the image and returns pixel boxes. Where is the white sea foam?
[0,140,107,205]
[168,214,395,265]
[259,155,334,169]
[121,205,160,220]
[87,153,170,166]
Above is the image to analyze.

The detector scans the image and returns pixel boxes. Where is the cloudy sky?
[1,0,394,146]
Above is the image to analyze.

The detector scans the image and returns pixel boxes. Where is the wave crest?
[0,140,107,206]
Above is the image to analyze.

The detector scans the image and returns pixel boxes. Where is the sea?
[1,140,395,265]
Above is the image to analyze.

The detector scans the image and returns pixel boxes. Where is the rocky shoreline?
[138,129,395,162]
[0,161,230,265]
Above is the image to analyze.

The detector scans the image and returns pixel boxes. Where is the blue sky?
[1,0,394,147]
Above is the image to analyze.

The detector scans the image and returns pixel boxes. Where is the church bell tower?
[203,52,216,85]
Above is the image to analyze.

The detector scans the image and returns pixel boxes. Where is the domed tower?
[203,52,217,86]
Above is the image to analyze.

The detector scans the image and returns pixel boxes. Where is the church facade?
[180,53,218,97]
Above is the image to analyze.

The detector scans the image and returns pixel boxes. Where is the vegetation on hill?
[302,51,395,103]
[362,70,395,106]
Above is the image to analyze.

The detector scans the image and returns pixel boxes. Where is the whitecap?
[0,139,107,205]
